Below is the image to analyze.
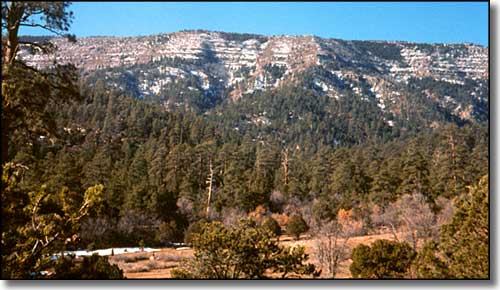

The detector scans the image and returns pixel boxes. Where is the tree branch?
[20,7,45,22]
[19,22,67,37]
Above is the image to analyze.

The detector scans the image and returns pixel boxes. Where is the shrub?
[261,216,282,237]
[52,254,124,279]
[155,253,183,262]
[157,220,183,245]
[287,214,309,240]
[172,218,318,279]
[350,239,416,278]
[110,253,149,263]
[184,219,207,245]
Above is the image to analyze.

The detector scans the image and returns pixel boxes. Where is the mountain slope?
[19,30,489,133]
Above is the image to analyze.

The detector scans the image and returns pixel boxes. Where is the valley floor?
[109,232,399,279]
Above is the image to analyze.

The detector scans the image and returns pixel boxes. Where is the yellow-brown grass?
[109,232,403,279]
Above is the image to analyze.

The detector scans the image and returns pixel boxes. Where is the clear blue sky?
[20,1,489,46]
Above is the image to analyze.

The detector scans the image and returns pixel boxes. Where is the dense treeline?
[9,75,487,250]
[2,2,123,279]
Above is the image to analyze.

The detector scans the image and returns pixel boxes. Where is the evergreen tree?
[398,141,432,201]
[350,239,416,278]
[2,1,79,162]
[415,175,488,278]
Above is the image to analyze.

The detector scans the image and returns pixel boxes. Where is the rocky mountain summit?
[19,30,488,124]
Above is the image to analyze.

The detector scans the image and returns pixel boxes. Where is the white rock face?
[19,30,488,121]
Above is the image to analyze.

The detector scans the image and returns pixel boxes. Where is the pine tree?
[2,163,104,278]
[414,175,488,278]
[2,2,80,163]
[398,141,432,201]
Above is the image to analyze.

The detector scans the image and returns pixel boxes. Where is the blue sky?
[20,2,489,46]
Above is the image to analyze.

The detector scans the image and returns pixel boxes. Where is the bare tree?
[315,209,362,278]
[281,148,289,186]
[433,196,455,238]
[372,193,435,251]
[222,207,246,228]
[205,159,214,218]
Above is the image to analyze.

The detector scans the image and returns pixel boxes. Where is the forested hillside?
[2,2,489,279]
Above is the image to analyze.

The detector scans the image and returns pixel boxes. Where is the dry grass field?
[108,247,194,279]
[108,232,400,279]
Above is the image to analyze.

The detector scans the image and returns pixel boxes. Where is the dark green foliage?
[413,241,449,278]
[350,239,416,278]
[2,2,488,280]
[52,254,124,279]
[184,219,207,245]
[414,175,489,278]
[287,214,309,240]
[20,80,487,250]
[264,64,287,79]
[1,163,104,279]
[218,31,267,43]
[351,41,403,62]
[157,220,184,245]
[173,219,318,279]
[2,2,80,162]
[261,216,282,237]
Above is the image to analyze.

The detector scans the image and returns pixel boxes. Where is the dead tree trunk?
[206,159,214,218]
[448,132,458,192]
[282,148,289,186]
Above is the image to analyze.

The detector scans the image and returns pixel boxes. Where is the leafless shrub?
[371,193,436,250]
[117,210,161,238]
[110,253,149,263]
[221,207,245,228]
[146,259,164,270]
[155,253,183,262]
[176,196,194,216]
[123,263,151,273]
[435,196,454,226]
[248,205,267,224]
[283,196,302,216]
[270,190,285,208]
[315,209,362,278]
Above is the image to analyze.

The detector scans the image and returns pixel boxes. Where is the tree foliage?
[414,175,489,278]
[287,214,309,240]
[52,254,123,279]
[350,239,416,278]
[1,162,104,278]
[2,1,79,162]
[261,216,282,238]
[1,2,120,279]
[172,219,318,279]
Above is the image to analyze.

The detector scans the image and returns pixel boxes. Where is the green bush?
[184,219,207,245]
[157,220,183,244]
[261,216,282,237]
[414,175,489,278]
[350,239,416,278]
[52,254,124,279]
[287,214,309,240]
[173,218,318,279]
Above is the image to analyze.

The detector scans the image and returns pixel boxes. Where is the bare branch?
[19,22,66,36]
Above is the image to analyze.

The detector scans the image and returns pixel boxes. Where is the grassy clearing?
[111,232,403,278]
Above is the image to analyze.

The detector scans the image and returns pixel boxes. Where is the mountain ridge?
[20,29,489,47]
[19,30,488,129]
